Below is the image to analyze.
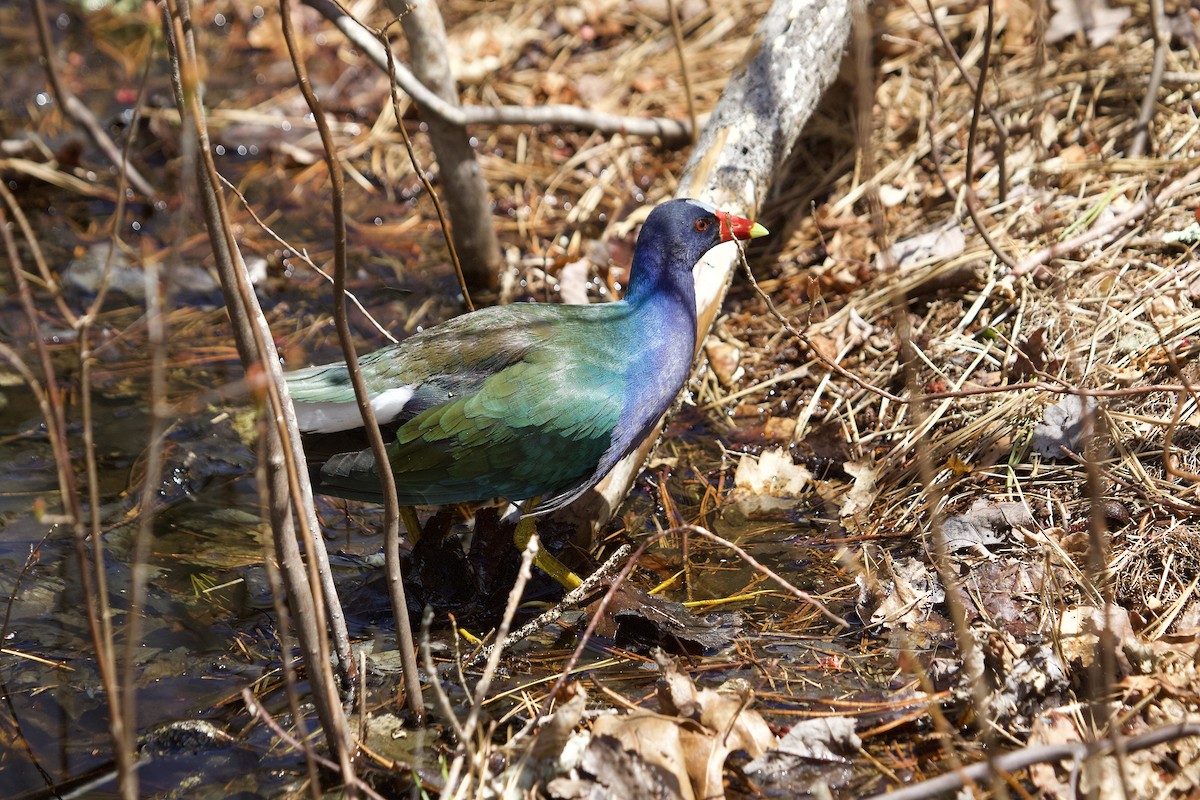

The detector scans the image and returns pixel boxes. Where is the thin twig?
[242,688,389,800]
[0,186,76,325]
[1010,163,1200,277]
[421,607,467,744]
[441,536,539,799]
[101,56,157,799]
[923,0,1008,201]
[378,19,474,312]
[466,544,634,668]
[280,0,424,720]
[29,0,156,198]
[1129,0,1167,159]
[667,0,699,145]
[925,55,1018,271]
[217,174,397,343]
[257,426,324,800]
[865,722,1200,800]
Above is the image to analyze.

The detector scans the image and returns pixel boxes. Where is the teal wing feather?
[310,306,630,507]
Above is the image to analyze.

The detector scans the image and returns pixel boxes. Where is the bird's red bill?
[715,210,769,242]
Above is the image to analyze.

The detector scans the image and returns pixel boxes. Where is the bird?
[285,198,767,585]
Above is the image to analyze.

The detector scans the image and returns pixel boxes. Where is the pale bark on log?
[550,0,853,539]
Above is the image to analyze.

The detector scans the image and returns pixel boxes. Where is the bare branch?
[303,0,692,144]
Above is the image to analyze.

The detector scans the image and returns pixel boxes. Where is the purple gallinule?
[286,198,767,586]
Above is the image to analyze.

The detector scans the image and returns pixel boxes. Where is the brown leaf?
[586,584,741,655]
[584,720,693,800]
[531,684,589,761]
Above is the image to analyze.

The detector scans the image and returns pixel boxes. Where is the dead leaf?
[1030,395,1099,459]
[1045,0,1131,46]
[839,460,879,518]
[532,684,589,761]
[859,555,945,630]
[1027,711,1082,799]
[656,652,775,800]
[583,720,693,800]
[1057,604,1136,672]
[884,220,966,271]
[749,716,860,765]
[729,449,811,513]
[995,0,1039,40]
[743,717,859,795]
[1011,326,1061,382]
[587,583,741,655]
[704,338,743,387]
[990,642,1070,727]
[941,499,1036,554]
[558,258,591,305]
[577,652,777,800]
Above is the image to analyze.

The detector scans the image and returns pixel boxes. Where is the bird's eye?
[694,218,711,232]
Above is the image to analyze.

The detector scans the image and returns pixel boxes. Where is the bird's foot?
[513,515,583,590]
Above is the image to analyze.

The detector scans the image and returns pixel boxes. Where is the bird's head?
[625,198,768,303]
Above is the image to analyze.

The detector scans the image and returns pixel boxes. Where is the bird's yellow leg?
[513,502,583,590]
[400,506,423,543]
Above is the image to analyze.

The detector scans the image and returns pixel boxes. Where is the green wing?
[309,308,630,507]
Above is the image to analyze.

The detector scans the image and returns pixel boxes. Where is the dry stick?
[924,34,1018,272]
[922,0,1008,202]
[1010,162,1200,277]
[303,0,691,145]
[0,206,133,795]
[0,189,76,325]
[159,0,354,764]
[385,0,499,294]
[28,0,156,199]
[958,6,996,194]
[84,58,157,797]
[441,537,539,799]
[1080,396,1131,795]
[865,722,1200,800]
[420,608,467,745]
[256,419,324,800]
[378,22,474,312]
[279,0,424,721]
[465,544,634,668]
[1129,0,1167,159]
[667,0,699,145]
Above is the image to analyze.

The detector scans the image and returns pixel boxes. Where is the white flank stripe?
[295,386,415,434]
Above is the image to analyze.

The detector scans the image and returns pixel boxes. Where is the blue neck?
[623,247,696,312]
[595,250,698,475]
